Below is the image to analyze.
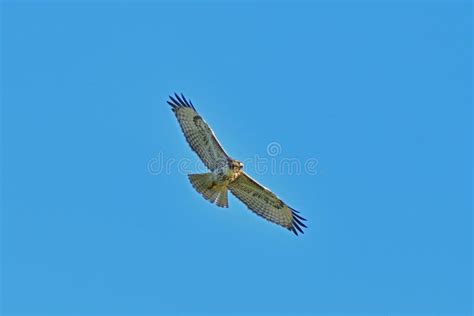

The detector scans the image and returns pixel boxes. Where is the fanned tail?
[188,173,229,208]
[215,189,229,208]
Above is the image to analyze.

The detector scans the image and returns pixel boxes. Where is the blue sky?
[1,1,472,315]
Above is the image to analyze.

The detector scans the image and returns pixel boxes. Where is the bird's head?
[230,159,244,171]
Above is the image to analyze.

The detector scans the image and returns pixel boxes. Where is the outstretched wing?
[229,172,307,235]
[168,93,230,171]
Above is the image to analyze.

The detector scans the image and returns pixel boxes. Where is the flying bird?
[168,93,307,235]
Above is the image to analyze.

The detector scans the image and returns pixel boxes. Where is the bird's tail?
[188,173,229,208]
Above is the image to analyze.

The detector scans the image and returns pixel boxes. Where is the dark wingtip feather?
[175,93,185,104]
[167,100,177,108]
[290,208,307,235]
[293,212,307,221]
[181,93,196,110]
[290,207,300,213]
[169,95,180,106]
[290,226,298,236]
[168,93,196,111]
[180,93,189,105]
[293,216,307,228]
[293,221,304,234]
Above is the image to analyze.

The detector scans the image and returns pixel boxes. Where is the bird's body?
[212,160,244,186]
[188,159,243,208]
[168,93,307,235]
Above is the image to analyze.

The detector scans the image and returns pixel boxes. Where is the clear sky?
[1,1,472,315]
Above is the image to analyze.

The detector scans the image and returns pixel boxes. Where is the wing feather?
[169,93,229,171]
[229,172,307,235]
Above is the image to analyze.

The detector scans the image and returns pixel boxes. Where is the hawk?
[168,93,307,235]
